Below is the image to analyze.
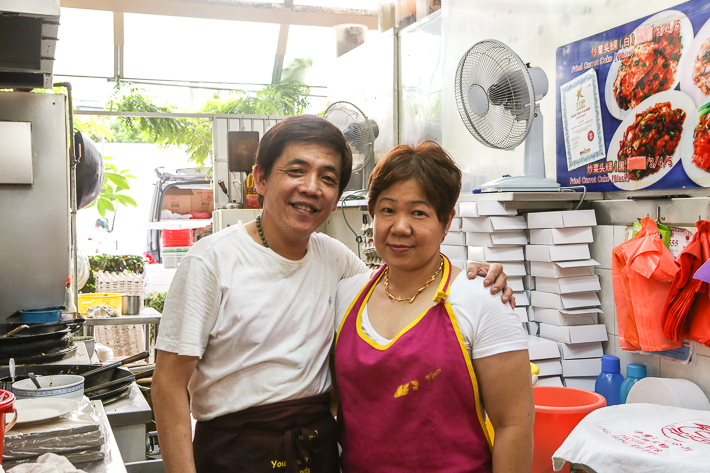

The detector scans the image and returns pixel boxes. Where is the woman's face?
[373,179,454,272]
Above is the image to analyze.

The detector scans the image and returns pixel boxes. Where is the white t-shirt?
[335,271,528,359]
[155,223,367,421]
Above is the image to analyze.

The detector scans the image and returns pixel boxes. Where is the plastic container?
[0,389,17,462]
[595,354,625,407]
[161,228,194,248]
[378,0,395,31]
[19,309,61,323]
[395,0,416,28]
[533,386,606,473]
[161,246,191,269]
[620,363,647,404]
[78,293,123,314]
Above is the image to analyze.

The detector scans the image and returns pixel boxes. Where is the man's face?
[254,141,342,243]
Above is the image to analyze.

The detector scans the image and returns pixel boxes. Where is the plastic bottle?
[62,276,77,321]
[620,363,647,404]
[595,354,625,406]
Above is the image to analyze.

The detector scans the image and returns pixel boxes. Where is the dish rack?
[95,271,144,295]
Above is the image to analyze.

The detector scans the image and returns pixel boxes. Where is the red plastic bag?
[662,221,710,346]
[612,217,681,351]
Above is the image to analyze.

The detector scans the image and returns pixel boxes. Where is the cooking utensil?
[83,368,154,395]
[3,325,29,338]
[79,350,150,379]
[1,344,77,366]
[121,294,141,315]
[27,373,41,389]
[75,131,104,210]
[9,358,15,384]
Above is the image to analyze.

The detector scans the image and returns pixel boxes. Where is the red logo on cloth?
[662,420,710,444]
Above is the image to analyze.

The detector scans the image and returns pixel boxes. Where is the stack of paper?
[525,209,606,390]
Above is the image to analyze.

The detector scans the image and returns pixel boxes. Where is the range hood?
[0,0,59,89]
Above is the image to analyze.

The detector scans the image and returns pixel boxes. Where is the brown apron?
[192,393,338,473]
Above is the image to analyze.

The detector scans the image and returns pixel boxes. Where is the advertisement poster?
[556,0,710,191]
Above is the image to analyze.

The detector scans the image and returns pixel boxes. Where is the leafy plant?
[87,156,138,217]
[144,292,167,314]
[83,255,148,293]
[74,117,138,216]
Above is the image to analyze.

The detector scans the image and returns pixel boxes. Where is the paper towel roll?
[626,377,710,410]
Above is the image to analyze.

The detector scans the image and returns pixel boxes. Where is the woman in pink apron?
[334,142,534,472]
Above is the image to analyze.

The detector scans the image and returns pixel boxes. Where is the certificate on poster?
[560,69,606,171]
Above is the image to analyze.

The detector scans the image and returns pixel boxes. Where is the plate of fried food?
[606,90,697,190]
[680,16,710,108]
[605,10,693,121]
[681,101,710,187]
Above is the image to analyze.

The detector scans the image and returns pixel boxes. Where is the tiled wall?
[591,225,710,400]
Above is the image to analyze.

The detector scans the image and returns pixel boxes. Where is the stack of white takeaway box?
[526,209,607,390]
[439,201,530,328]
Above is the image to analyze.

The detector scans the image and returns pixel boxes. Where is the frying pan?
[1,344,78,365]
[0,319,85,335]
[75,131,104,210]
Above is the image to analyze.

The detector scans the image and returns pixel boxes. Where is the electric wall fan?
[455,40,560,192]
[323,101,379,190]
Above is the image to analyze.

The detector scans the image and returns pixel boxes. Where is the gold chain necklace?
[383,256,444,304]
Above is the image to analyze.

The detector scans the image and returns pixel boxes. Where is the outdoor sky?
[54,0,380,113]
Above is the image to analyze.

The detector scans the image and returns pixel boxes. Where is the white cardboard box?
[530,291,600,310]
[527,209,597,229]
[440,244,467,261]
[468,246,525,262]
[458,201,517,217]
[527,321,539,335]
[536,376,564,387]
[466,231,528,247]
[525,244,591,262]
[561,358,602,377]
[514,291,530,306]
[527,335,561,360]
[514,307,529,323]
[508,276,524,292]
[461,216,527,232]
[539,323,608,344]
[529,260,599,278]
[564,377,597,391]
[557,341,604,359]
[533,308,601,326]
[501,262,527,277]
[536,359,563,377]
[529,227,594,245]
[449,259,466,270]
[442,231,466,246]
[535,275,601,294]
[450,217,462,231]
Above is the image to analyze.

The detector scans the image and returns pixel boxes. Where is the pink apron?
[335,256,493,473]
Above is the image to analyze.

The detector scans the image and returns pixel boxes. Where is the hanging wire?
[340,191,368,258]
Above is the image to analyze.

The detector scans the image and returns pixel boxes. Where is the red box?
[161,229,194,248]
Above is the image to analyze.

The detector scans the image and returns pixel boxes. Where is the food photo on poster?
[556,1,710,191]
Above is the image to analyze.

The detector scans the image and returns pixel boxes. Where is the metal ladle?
[27,372,41,389]
[9,358,15,384]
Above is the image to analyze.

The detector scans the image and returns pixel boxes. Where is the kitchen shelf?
[143,219,212,230]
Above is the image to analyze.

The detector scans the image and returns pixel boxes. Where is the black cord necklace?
[256,216,269,248]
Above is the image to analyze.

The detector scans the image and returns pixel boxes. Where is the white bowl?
[12,375,84,400]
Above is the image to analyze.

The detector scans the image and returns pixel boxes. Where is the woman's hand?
[466,262,516,308]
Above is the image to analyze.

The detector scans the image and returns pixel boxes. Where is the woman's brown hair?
[368,141,462,223]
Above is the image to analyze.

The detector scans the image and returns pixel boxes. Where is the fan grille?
[323,101,374,172]
[455,40,535,150]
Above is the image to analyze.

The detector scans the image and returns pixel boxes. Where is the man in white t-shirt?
[152,115,514,473]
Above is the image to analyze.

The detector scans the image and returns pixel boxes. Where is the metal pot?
[122,295,141,315]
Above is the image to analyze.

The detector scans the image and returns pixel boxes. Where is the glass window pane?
[54,8,114,77]
[124,14,280,85]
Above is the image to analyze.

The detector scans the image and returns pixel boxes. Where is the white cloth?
[8,453,85,473]
[335,271,528,359]
[553,403,710,473]
[155,223,366,421]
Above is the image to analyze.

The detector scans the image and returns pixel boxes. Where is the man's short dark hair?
[255,115,353,202]
[368,141,462,224]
